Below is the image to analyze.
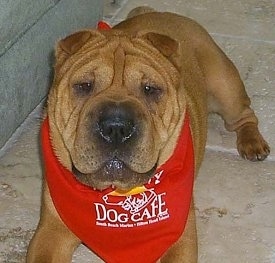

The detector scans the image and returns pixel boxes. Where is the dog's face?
[48,30,184,190]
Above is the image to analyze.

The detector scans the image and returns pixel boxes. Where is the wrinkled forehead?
[76,33,159,65]
[67,33,179,86]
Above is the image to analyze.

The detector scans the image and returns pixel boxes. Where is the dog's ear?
[141,32,179,58]
[140,32,180,68]
[55,30,92,67]
[57,30,92,55]
[55,30,104,68]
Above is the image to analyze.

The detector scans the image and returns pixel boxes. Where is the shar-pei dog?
[27,6,270,263]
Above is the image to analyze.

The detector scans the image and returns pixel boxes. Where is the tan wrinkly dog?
[27,7,270,263]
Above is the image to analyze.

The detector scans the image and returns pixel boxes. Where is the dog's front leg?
[27,183,81,263]
[160,199,198,263]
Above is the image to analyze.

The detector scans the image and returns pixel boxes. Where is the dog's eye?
[73,82,93,96]
[143,85,162,100]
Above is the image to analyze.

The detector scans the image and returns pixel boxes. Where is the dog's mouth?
[72,158,157,191]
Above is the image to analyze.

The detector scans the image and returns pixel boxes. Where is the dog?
[27,7,270,263]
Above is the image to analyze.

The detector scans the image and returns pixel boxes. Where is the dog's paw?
[236,124,270,161]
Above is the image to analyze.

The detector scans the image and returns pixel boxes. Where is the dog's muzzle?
[71,101,156,190]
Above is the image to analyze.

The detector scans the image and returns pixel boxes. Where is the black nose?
[97,103,136,145]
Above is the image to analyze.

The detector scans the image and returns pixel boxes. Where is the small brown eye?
[143,85,162,99]
[73,82,93,96]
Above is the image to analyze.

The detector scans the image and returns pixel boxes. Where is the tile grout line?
[210,32,275,45]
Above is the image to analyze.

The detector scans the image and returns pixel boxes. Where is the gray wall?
[0,0,103,148]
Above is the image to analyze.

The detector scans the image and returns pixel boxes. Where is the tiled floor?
[0,0,274,262]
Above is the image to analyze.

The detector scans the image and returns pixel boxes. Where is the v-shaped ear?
[58,30,92,55]
[54,30,104,68]
[141,32,179,58]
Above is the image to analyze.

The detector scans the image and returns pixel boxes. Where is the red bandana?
[41,113,194,263]
[97,21,112,30]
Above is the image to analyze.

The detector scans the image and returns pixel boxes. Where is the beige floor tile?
[196,150,275,263]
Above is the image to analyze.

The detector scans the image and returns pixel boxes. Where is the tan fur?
[27,7,270,263]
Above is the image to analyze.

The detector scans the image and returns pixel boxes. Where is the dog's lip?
[72,157,127,176]
[72,158,157,191]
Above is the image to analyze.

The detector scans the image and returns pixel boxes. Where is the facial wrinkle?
[112,43,126,90]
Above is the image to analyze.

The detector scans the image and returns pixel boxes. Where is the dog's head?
[48,29,185,190]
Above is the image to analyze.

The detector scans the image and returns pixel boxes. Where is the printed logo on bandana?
[94,170,170,228]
